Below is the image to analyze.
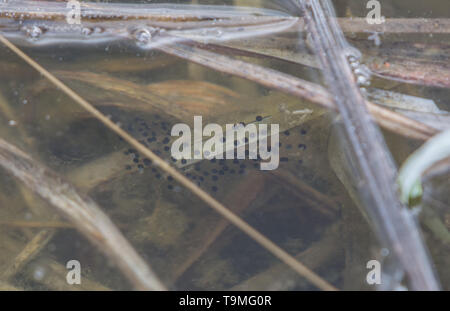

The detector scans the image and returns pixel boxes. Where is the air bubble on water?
[200,28,223,39]
[350,61,360,69]
[354,68,364,76]
[25,25,44,40]
[381,248,390,257]
[344,44,373,89]
[357,76,368,85]
[344,46,362,61]
[94,26,104,34]
[354,65,371,78]
[133,28,154,46]
[22,99,28,105]
[81,27,93,36]
[33,266,46,281]
[348,56,358,63]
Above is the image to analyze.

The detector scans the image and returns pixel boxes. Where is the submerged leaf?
[51,71,243,120]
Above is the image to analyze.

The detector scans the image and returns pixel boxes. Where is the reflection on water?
[0,0,449,291]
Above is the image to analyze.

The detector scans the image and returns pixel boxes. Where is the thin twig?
[0,220,76,229]
[1,229,54,280]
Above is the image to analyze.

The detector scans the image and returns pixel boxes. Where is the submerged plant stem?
[297,0,439,290]
[157,41,437,141]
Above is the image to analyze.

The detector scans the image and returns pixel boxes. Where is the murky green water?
[0,0,449,291]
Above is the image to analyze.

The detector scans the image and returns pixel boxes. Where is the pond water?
[0,0,449,291]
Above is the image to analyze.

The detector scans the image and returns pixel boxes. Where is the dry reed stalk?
[0,137,165,291]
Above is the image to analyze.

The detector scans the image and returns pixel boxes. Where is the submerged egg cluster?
[118,114,309,195]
